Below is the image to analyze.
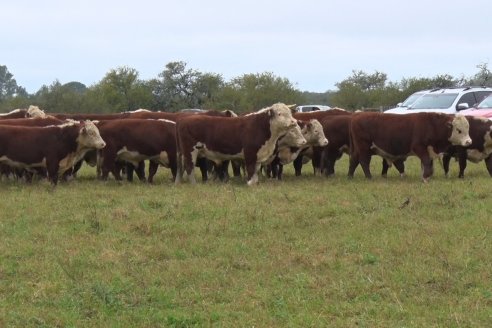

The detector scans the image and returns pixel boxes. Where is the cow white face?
[280,123,307,147]
[303,119,329,146]
[27,105,47,118]
[78,120,106,149]
[449,115,472,146]
[268,103,297,135]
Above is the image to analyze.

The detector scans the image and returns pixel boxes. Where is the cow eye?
[457,129,462,134]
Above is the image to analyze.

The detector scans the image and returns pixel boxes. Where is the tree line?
[1,62,491,113]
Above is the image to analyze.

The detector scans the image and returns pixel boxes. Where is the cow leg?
[381,159,390,177]
[183,149,198,184]
[420,156,434,182]
[196,157,208,182]
[485,155,492,177]
[312,147,322,175]
[457,153,467,179]
[293,155,303,176]
[393,159,406,177]
[245,158,261,186]
[442,153,452,177]
[168,153,178,182]
[136,161,146,182]
[46,160,60,186]
[359,154,372,179]
[113,162,124,181]
[277,164,284,180]
[323,151,337,177]
[126,163,135,182]
[348,154,359,178]
[148,161,158,183]
[231,160,242,177]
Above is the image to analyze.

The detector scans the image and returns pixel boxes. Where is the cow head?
[77,120,106,150]
[279,122,307,148]
[302,119,329,146]
[448,115,472,146]
[27,105,47,118]
[267,103,297,134]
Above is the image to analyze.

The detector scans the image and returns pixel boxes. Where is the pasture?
[0,157,491,327]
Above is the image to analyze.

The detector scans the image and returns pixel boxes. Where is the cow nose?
[100,141,106,148]
[464,138,472,146]
[323,138,329,146]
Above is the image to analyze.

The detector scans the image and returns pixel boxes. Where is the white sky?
[3,0,492,93]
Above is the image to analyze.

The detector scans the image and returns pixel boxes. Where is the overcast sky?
[3,0,492,93]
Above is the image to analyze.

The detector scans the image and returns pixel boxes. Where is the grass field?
[1,156,491,327]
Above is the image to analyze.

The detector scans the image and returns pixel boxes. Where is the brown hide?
[0,117,64,126]
[0,124,84,184]
[52,112,131,120]
[128,109,234,121]
[96,119,177,182]
[293,108,348,121]
[348,112,458,180]
[0,109,28,119]
[319,114,353,176]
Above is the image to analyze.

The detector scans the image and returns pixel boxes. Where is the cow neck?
[427,113,454,153]
[57,124,80,154]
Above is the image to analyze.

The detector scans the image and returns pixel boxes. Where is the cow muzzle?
[98,141,107,149]
[462,137,472,147]
[321,138,329,146]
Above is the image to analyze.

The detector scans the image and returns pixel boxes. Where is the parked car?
[384,87,492,114]
[296,105,331,113]
[385,89,430,112]
[460,93,492,119]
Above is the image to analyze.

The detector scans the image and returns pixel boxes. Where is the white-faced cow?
[348,112,472,182]
[0,120,105,185]
[442,116,492,178]
[268,119,328,179]
[175,103,297,186]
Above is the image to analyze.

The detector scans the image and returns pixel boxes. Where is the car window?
[401,93,424,107]
[456,92,476,110]
[477,95,492,109]
[475,91,492,105]
[410,93,458,109]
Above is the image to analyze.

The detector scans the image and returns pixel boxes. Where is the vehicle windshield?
[409,93,458,109]
[400,93,424,107]
[477,95,492,109]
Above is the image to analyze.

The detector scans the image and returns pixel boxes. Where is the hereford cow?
[268,119,328,179]
[442,116,492,178]
[175,103,297,185]
[348,112,472,182]
[0,121,105,185]
[0,116,64,127]
[293,110,352,176]
[96,119,177,183]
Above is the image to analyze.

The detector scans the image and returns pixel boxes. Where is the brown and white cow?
[293,108,351,176]
[318,114,353,177]
[96,119,177,183]
[442,116,492,178]
[348,112,472,182]
[268,119,328,179]
[175,103,297,185]
[0,120,105,185]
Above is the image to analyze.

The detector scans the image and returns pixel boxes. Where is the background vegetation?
[1,62,491,113]
[0,158,491,326]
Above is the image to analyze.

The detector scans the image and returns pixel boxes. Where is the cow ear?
[447,121,453,129]
[307,122,313,130]
[268,108,275,118]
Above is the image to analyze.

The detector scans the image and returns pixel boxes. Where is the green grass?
[1,156,491,327]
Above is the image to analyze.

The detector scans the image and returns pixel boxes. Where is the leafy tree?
[93,66,154,112]
[463,62,492,87]
[0,65,22,103]
[221,72,305,112]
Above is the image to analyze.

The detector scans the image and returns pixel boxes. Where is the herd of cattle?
[0,103,491,186]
